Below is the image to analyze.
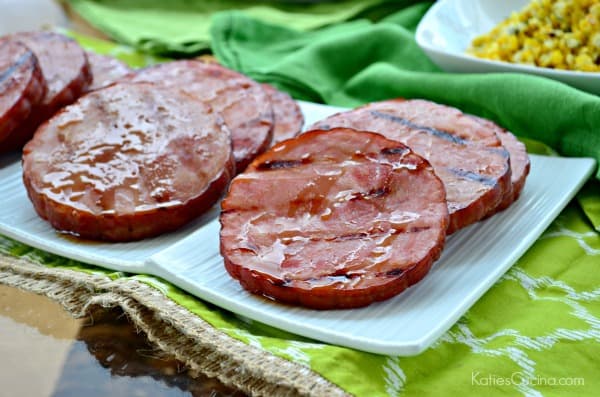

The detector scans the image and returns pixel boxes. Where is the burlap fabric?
[0,253,349,397]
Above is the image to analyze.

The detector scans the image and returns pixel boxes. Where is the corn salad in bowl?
[469,0,600,72]
[416,0,600,94]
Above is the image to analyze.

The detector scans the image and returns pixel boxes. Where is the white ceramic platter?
[0,101,595,355]
[415,0,600,95]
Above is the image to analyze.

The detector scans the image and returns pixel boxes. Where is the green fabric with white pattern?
[2,17,599,396]
[3,202,599,396]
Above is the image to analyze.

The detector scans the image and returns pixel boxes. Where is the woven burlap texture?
[0,253,349,397]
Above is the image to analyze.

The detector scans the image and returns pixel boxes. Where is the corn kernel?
[468,0,600,72]
[550,49,565,65]
[591,32,600,48]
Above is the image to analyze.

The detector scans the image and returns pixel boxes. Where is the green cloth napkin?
[210,7,600,171]
[210,6,600,230]
[66,0,423,56]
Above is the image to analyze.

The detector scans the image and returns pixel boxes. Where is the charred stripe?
[381,146,410,155]
[349,187,390,201]
[370,110,468,145]
[256,158,308,170]
[448,168,497,186]
[0,51,32,85]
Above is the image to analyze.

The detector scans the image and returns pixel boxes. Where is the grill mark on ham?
[349,187,390,201]
[369,110,468,145]
[385,268,405,276]
[447,168,497,186]
[469,115,530,212]
[489,146,511,158]
[310,99,513,233]
[0,52,31,84]
[334,232,369,241]
[220,128,449,309]
[0,41,47,145]
[380,146,411,156]
[256,158,309,170]
[270,223,433,245]
[293,272,385,288]
[0,32,91,153]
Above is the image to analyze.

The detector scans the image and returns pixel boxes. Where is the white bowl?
[415,0,600,95]
[0,0,69,35]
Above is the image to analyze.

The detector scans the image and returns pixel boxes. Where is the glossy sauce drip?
[221,129,448,290]
[126,61,273,168]
[26,83,231,216]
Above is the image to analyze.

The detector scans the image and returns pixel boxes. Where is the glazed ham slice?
[0,41,46,145]
[23,82,234,241]
[310,99,512,234]
[123,60,274,172]
[0,31,92,152]
[470,116,530,211]
[220,128,449,309]
[261,83,304,145]
[86,52,132,91]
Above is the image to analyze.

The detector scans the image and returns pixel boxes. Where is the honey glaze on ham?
[5,32,91,113]
[470,115,530,212]
[0,41,46,143]
[23,82,234,241]
[0,31,92,152]
[123,60,274,172]
[310,99,512,234]
[220,128,449,309]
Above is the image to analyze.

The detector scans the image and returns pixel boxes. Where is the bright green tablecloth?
[4,3,600,396]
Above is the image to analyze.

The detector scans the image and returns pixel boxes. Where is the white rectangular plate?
[0,101,595,355]
[415,0,600,95]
